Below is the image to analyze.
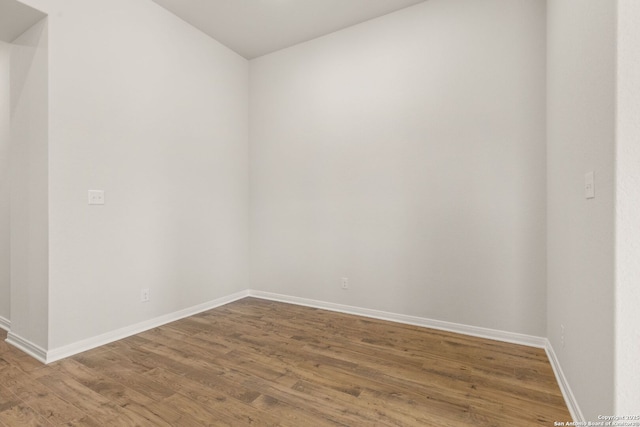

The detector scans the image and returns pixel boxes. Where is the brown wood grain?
[0,298,571,425]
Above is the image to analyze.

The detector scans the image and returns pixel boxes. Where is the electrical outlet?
[141,288,150,303]
[341,277,349,290]
[88,190,105,205]
[561,325,565,348]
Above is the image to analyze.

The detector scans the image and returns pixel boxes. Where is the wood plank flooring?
[0,297,571,426]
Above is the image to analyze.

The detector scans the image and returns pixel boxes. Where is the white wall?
[547,0,616,420]
[250,0,547,336]
[15,0,249,350]
[9,17,49,349]
[616,0,640,414]
[4,0,632,414]
[0,41,10,327]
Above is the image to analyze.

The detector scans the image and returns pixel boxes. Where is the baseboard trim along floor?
[3,288,582,421]
[249,290,582,422]
[0,316,10,333]
[545,339,584,422]
[44,289,250,364]
[249,290,547,348]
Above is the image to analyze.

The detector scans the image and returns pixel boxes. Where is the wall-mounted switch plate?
[88,190,105,205]
[341,278,349,290]
[141,288,150,303]
[585,172,595,199]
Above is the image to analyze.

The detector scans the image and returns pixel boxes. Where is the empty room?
[0,0,638,425]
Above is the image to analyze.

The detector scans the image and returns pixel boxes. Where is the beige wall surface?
[15,0,250,350]
[615,0,640,414]
[547,0,616,419]
[250,0,547,336]
[10,18,49,348]
[0,41,10,326]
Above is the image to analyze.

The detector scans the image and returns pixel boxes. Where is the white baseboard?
[545,340,584,422]
[0,316,10,332]
[6,288,579,423]
[248,290,548,349]
[45,290,250,363]
[6,332,47,363]
[250,291,584,419]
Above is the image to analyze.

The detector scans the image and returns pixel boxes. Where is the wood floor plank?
[0,403,52,427]
[0,298,571,426]
[36,372,126,425]
[0,385,22,417]
[137,399,206,427]
[59,414,105,426]
[73,351,176,403]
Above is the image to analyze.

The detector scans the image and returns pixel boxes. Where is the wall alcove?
[0,0,49,356]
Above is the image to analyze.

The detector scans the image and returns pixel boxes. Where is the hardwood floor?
[0,297,570,426]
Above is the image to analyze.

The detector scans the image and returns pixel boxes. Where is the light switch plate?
[585,172,595,199]
[88,190,105,205]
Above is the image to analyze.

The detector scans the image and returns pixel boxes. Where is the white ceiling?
[0,0,46,43]
[151,0,427,59]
